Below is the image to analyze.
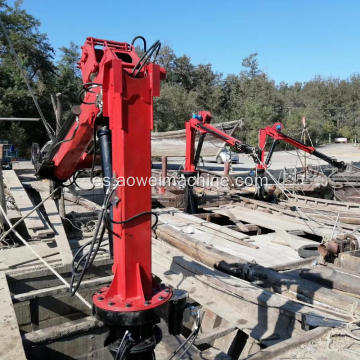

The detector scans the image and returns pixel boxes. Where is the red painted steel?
[184,111,247,173]
[52,37,165,181]
[93,57,171,312]
[51,37,171,313]
[257,122,316,170]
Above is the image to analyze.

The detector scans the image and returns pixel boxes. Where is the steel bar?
[0,118,40,122]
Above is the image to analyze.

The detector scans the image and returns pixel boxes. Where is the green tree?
[54,42,82,118]
[0,0,55,155]
[154,83,197,131]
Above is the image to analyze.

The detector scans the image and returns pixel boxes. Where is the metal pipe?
[0,117,40,122]
[312,150,346,171]
[97,126,113,257]
[97,127,112,192]
[265,139,279,166]
[161,156,168,179]
[0,165,5,228]
[194,134,206,168]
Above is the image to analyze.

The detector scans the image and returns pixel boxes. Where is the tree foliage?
[0,0,55,154]
[1,0,360,157]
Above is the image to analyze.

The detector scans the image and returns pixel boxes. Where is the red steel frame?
[184,111,248,173]
[257,122,317,170]
[51,37,171,314]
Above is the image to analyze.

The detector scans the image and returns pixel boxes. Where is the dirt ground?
[152,143,360,176]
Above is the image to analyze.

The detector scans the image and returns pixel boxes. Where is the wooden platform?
[1,161,360,359]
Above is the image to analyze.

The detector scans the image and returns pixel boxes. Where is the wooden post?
[161,156,167,179]
[224,161,230,176]
[302,116,307,179]
[51,93,65,219]
[159,156,167,194]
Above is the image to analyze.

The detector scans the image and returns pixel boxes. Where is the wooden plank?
[154,227,360,318]
[286,193,360,211]
[151,239,343,341]
[12,275,113,302]
[0,241,60,271]
[211,204,349,240]
[156,213,306,267]
[3,170,48,232]
[0,272,27,360]
[299,265,360,295]
[157,208,250,241]
[175,211,252,243]
[226,197,359,234]
[211,205,304,232]
[194,325,237,345]
[23,316,103,345]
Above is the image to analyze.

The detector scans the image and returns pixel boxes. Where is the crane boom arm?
[257,122,346,171]
[184,111,254,173]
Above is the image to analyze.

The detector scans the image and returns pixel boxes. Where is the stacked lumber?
[151,120,242,157]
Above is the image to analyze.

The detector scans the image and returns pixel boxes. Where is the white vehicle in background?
[334,137,348,143]
[215,147,239,164]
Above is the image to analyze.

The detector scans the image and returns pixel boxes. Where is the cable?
[70,177,159,295]
[132,40,161,77]
[79,82,102,105]
[115,331,135,360]
[89,120,98,187]
[0,203,91,308]
[51,115,80,149]
[168,307,201,360]
[104,207,159,238]
[63,217,96,233]
[70,186,113,295]
[131,36,147,52]
[251,150,321,235]
[107,210,159,228]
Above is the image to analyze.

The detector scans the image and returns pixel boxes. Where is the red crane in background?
[182,111,255,213]
[256,122,346,172]
[182,113,346,213]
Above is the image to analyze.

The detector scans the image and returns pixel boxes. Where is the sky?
[9,0,360,84]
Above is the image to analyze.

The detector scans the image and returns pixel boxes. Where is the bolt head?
[159,296,164,301]
[98,297,104,301]
[108,302,114,306]
[125,303,131,308]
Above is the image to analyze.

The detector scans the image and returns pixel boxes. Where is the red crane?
[33,36,187,359]
[256,122,346,172]
[182,111,255,213]
[182,114,346,212]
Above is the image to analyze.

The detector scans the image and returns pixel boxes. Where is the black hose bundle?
[70,183,159,296]
[131,40,161,77]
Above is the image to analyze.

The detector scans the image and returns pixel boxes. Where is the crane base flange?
[93,287,172,326]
